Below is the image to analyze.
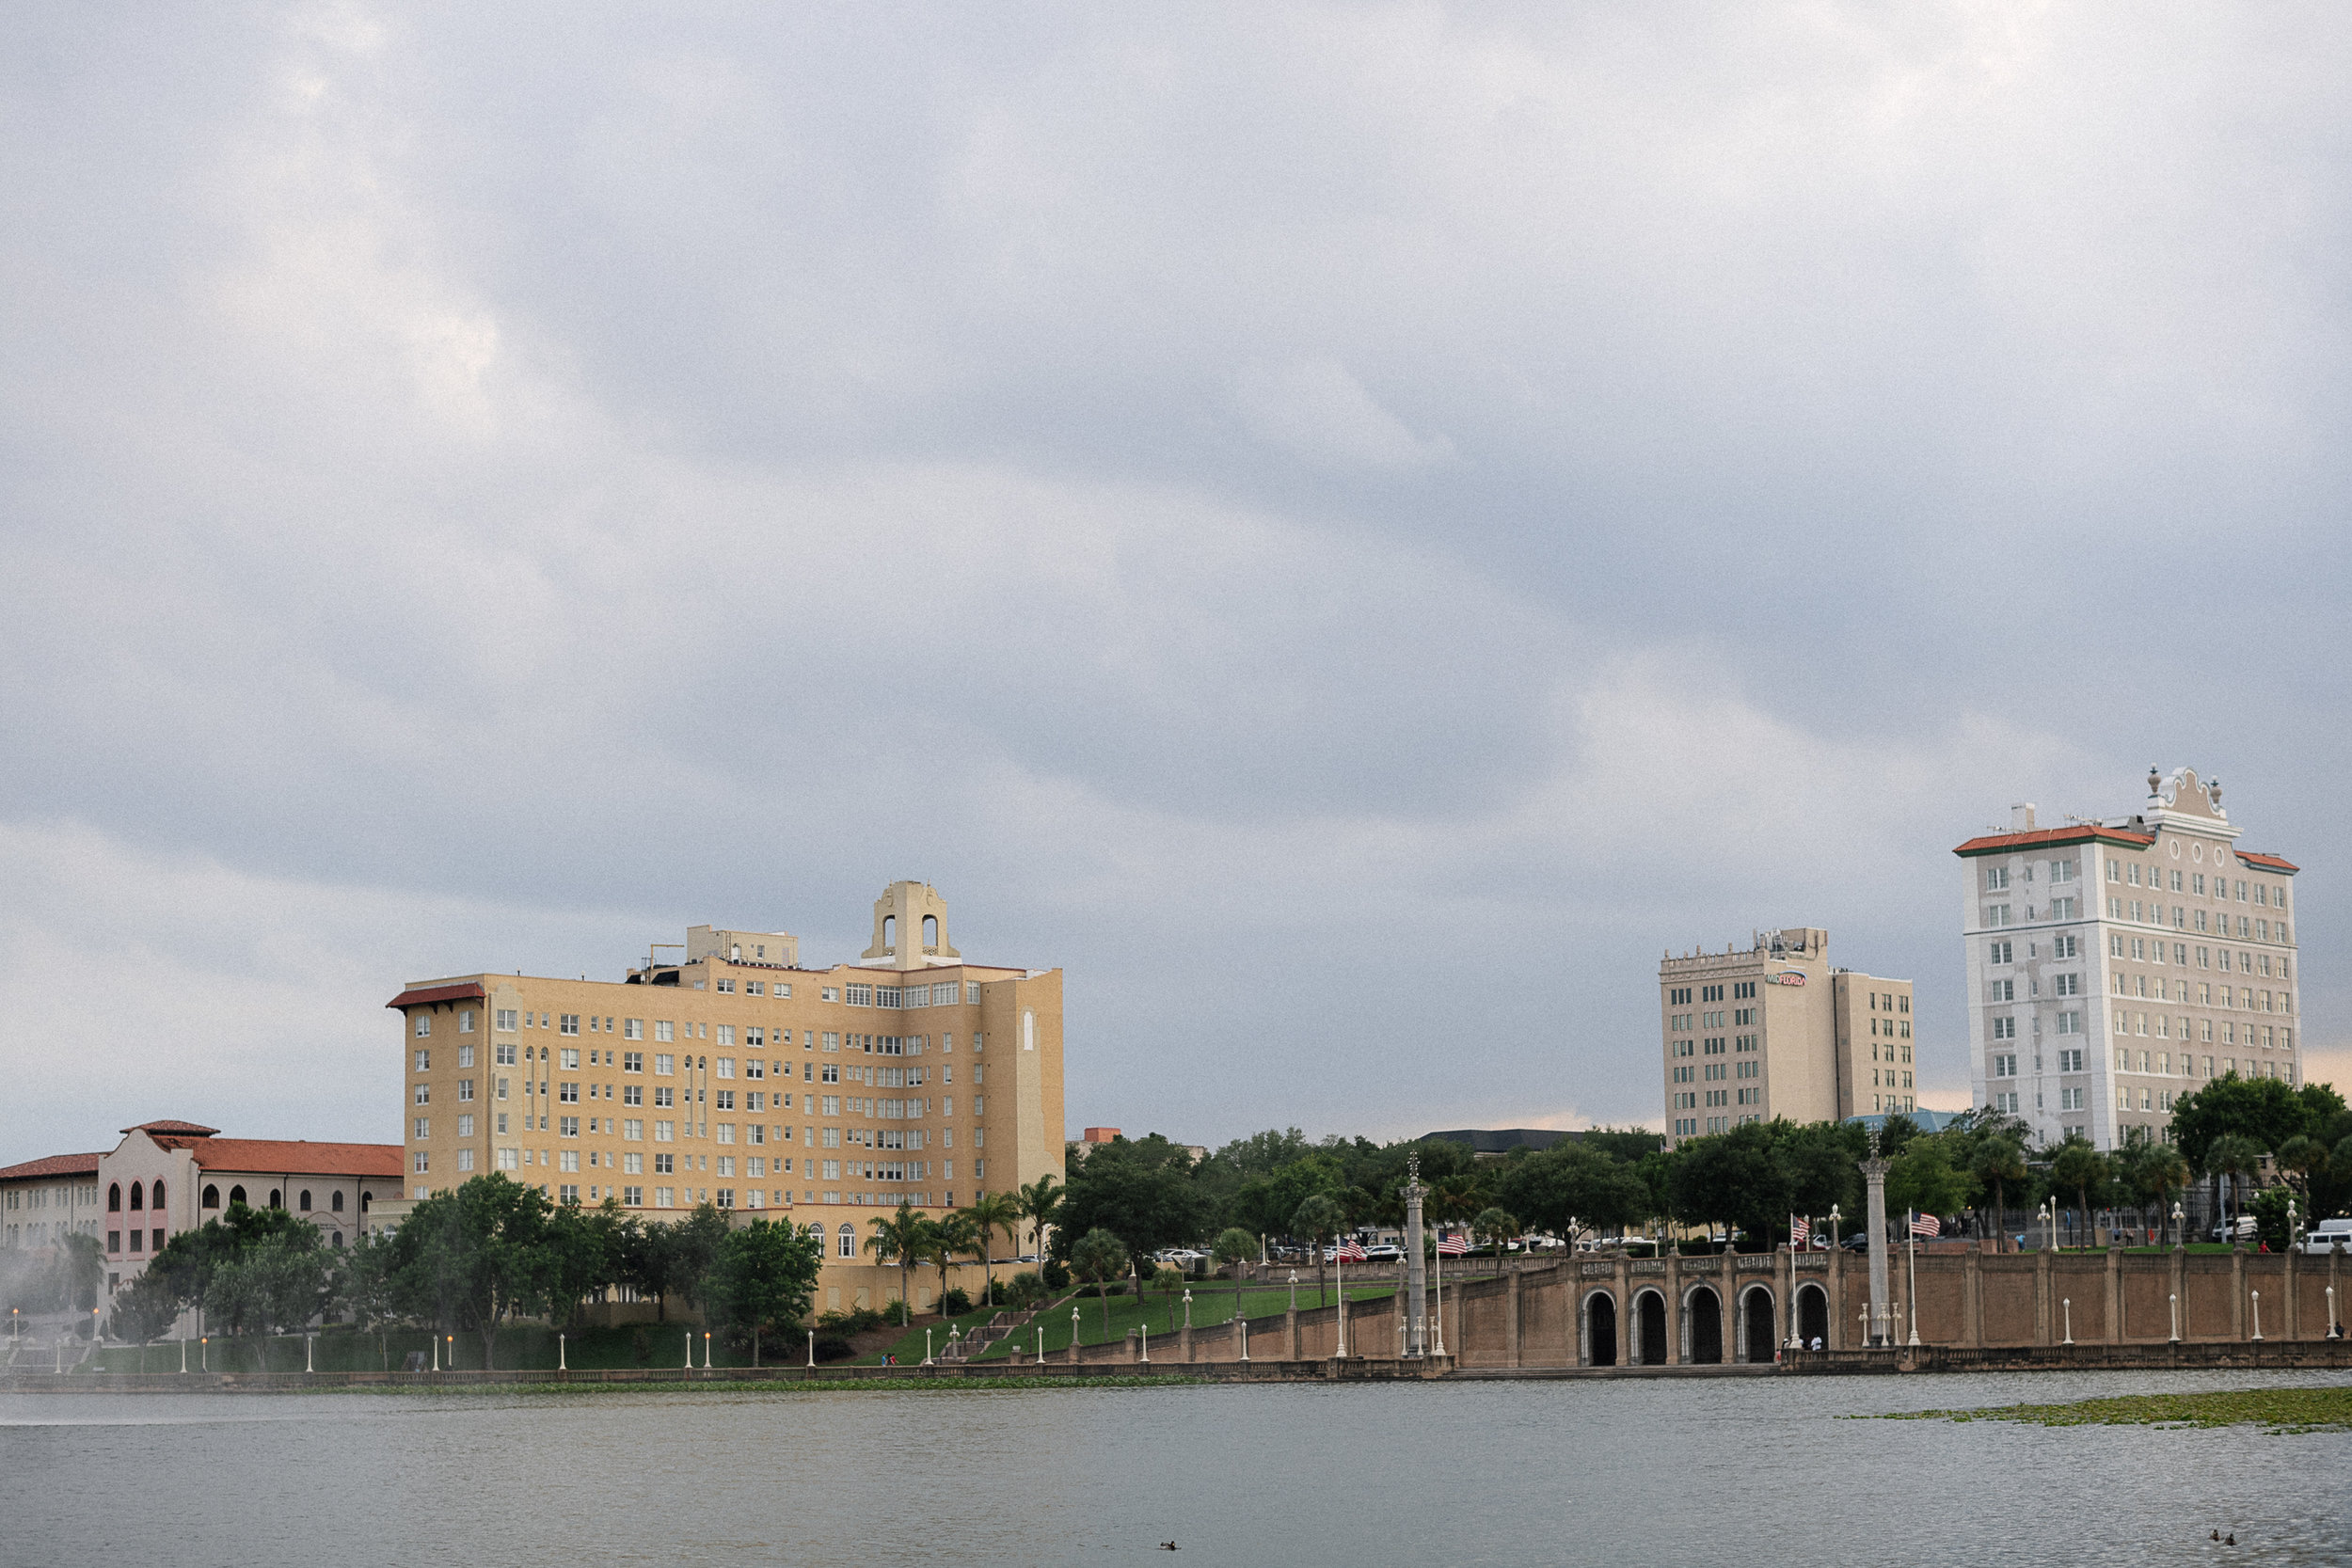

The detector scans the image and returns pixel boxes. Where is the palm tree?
[2205,1134,2265,1243]
[1016,1174,1063,1268]
[1971,1136,2026,1251]
[961,1190,1024,1306]
[2118,1140,2190,1243]
[1070,1227,1126,1338]
[1472,1206,1519,1267]
[1291,1193,1345,1306]
[2274,1135,2327,1199]
[929,1210,978,1315]
[1212,1226,1256,1328]
[2048,1139,2108,1250]
[865,1203,933,1323]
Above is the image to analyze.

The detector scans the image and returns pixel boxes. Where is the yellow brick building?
[387,882,1063,1313]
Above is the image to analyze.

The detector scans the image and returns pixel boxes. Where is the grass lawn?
[1881,1386,2352,1433]
[969,1281,1395,1361]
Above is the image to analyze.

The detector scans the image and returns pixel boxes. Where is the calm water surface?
[6,1369,2348,1566]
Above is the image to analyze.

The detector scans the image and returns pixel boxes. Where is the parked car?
[2212,1215,2258,1243]
[2296,1218,2352,1255]
[1362,1244,1403,1263]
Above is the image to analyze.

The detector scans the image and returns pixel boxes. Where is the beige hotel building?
[1958,767,2299,1151]
[387,882,1063,1313]
[1661,928,1915,1147]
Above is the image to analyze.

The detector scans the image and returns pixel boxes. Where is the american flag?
[1790,1214,1811,1247]
[1338,1238,1368,1262]
[1910,1212,1941,1239]
[1438,1231,1469,1256]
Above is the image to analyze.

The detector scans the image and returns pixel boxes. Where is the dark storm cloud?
[4,3,2349,1155]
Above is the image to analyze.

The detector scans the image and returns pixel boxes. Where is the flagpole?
[1906,1212,1921,1348]
[1433,1235,1444,1356]
[1787,1212,1801,1350]
[1336,1240,1345,1358]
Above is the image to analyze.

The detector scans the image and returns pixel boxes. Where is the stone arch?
[1582,1289,1618,1367]
[1797,1282,1829,1348]
[923,914,939,950]
[1683,1283,1723,1364]
[1738,1283,1777,1363]
[1632,1288,1668,1365]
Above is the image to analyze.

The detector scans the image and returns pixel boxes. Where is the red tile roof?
[187,1139,404,1179]
[1953,825,2153,856]
[2234,850,2299,874]
[0,1151,103,1182]
[387,982,487,1009]
[119,1119,220,1137]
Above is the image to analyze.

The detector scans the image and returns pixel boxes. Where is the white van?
[2296,1217,2352,1255]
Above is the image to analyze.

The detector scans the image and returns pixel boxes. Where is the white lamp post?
[924,1328,933,1366]
[557,1333,565,1372]
[2169,1292,2180,1343]
[2061,1298,2074,1346]
[685,1328,694,1370]
[2327,1285,2340,1340]
[2249,1290,2263,1342]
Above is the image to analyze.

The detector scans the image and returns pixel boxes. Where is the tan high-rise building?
[1661,928,1914,1147]
[387,881,1063,1313]
[1957,768,2300,1152]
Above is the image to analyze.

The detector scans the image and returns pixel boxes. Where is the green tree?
[706,1218,823,1365]
[388,1172,555,1369]
[961,1189,1024,1303]
[2274,1134,2327,1198]
[540,1199,622,1328]
[1775,1120,1864,1225]
[1470,1206,1519,1256]
[2046,1138,2109,1249]
[107,1267,181,1354]
[337,1230,405,1370]
[1970,1137,2027,1247]
[1015,1174,1064,1262]
[1070,1227,1127,1337]
[1664,1123,1788,1245]
[2204,1133,2265,1240]
[1886,1135,1975,1224]
[2115,1140,2190,1242]
[2169,1075,2341,1171]
[865,1204,933,1323]
[1212,1226,1256,1323]
[929,1210,980,1312]
[1290,1193,1345,1301]
[1061,1150,1214,1288]
[664,1204,735,1319]
[1495,1143,1649,1240]
[612,1212,684,1321]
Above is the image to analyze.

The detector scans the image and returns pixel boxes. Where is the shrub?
[812,1336,855,1363]
[942,1288,973,1317]
[1042,1259,1071,1291]
[1007,1270,1044,1307]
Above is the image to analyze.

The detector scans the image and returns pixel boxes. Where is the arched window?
[202,1184,220,1209]
[228,1185,246,1206]
[806,1223,824,1246]
[359,1191,372,1212]
[922,914,938,949]
[129,1181,144,1211]
[330,1191,344,1212]
[268,1190,281,1209]
[107,1183,121,1212]
[331,1232,343,1248]
[837,1223,855,1259]
[298,1190,312,1212]
[882,914,897,949]
[151,1180,164,1211]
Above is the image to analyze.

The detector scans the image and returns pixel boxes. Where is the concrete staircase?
[938,1306,1037,1362]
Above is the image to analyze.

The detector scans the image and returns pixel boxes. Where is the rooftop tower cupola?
[862,880,960,971]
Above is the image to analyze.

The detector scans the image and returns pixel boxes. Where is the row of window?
[1989,1047,2294,1085]
[1982,860,2079,892]
[1979,897,2081,927]
[2106,898,2288,942]
[2109,858,2283,909]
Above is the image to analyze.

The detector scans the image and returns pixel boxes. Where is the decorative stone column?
[1861,1131,1892,1346]
[1402,1156,1428,1358]
[1962,1242,1983,1347]
[2106,1243,2122,1343]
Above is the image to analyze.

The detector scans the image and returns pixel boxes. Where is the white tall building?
[1956,768,2301,1151]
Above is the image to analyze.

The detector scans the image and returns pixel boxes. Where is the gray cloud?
[3,3,2349,1158]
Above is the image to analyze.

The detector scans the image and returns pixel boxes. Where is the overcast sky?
[6,5,2350,1162]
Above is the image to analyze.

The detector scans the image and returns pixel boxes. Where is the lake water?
[6,1369,2349,1566]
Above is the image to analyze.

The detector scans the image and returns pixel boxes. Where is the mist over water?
[6,1370,2349,1566]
